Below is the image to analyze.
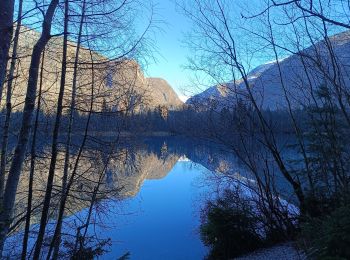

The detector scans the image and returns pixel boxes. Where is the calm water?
[4,136,295,259]
[95,160,209,259]
[66,137,237,259]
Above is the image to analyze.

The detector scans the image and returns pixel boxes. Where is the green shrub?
[200,190,264,259]
[301,202,350,259]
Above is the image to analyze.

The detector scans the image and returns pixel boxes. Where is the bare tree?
[0,0,156,257]
[0,0,24,202]
[0,0,15,99]
[21,48,46,260]
[33,0,70,257]
[0,0,59,254]
[48,0,87,256]
[179,0,305,207]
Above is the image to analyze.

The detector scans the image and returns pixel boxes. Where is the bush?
[200,190,265,259]
[301,202,350,259]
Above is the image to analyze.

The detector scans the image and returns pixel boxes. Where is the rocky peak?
[146,77,183,109]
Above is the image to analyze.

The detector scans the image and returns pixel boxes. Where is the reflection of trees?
[6,133,297,258]
[10,138,183,233]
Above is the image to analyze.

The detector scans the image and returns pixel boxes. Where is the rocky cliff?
[146,78,183,109]
[4,26,183,113]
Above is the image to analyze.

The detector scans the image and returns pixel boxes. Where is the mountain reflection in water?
[4,136,295,259]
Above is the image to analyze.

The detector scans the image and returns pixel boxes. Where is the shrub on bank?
[200,190,265,259]
[200,187,350,259]
[301,202,350,259]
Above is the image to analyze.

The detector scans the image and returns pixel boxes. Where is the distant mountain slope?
[4,26,182,113]
[187,30,350,110]
[146,78,183,109]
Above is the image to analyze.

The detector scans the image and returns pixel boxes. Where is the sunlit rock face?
[146,78,183,110]
[187,30,350,110]
[107,63,183,112]
[4,26,182,114]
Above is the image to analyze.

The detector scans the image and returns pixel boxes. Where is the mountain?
[107,148,180,197]
[187,30,350,110]
[3,26,183,113]
[146,78,183,109]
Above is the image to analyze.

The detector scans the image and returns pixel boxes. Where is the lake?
[66,137,233,259]
[93,160,209,259]
[4,135,295,259]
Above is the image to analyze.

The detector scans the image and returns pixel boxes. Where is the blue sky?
[142,0,269,99]
[142,0,348,101]
[19,0,348,101]
[143,0,192,101]
[142,0,268,100]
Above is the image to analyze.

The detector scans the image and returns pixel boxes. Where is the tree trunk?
[21,49,45,260]
[0,0,24,204]
[0,0,59,255]
[0,0,15,100]
[65,47,96,258]
[48,1,86,258]
[33,0,69,257]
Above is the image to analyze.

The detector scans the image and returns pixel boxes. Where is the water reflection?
[5,136,294,259]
